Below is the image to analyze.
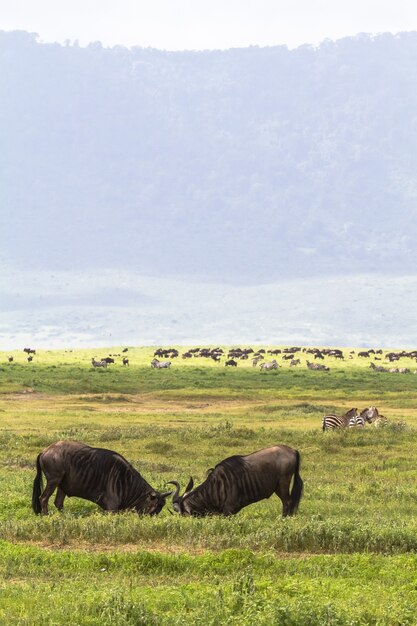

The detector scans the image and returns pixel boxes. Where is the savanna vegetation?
[1,346,417,625]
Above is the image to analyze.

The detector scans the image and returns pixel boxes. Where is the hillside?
[2,30,417,281]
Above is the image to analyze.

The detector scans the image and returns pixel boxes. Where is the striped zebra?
[348,406,379,428]
[322,407,358,431]
[91,358,107,368]
[372,414,388,428]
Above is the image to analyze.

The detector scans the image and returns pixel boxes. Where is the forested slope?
[1,30,417,280]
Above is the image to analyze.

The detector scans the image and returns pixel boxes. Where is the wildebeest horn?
[160,490,174,499]
[184,476,194,494]
[166,481,181,502]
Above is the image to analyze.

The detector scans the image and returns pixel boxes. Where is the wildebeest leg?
[54,487,66,511]
[40,479,61,514]
[275,476,293,517]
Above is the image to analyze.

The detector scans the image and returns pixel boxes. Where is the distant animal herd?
[5,345,417,374]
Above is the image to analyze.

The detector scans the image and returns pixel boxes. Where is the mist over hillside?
[2,30,417,282]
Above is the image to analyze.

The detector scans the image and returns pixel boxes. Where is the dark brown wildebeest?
[24,347,36,354]
[225,359,238,367]
[32,440,172,515]
[101,357,115,364]
[27,355,33,362]
[7,356,13,363]
[168,445,303,518]
[122,357,129,366]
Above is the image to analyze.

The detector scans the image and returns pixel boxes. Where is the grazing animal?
[8,356,13,363]
[122,357,129,366]
[168,445,303,518]
[151,358,171,369]
[358,351,370,358]
[225,359,238,367]
[260,360,279,371]
[349,406,379,428]
[101,357,115,364]
[91,358,107,368]
[252,356,264,367]
[322,407,358,431]
[373,414,388,428]
[32,440,172,515]
[306,361,329,371]
[290,359,301,367]
[27,355,33,362]
[122,348,128,353]
[370,362,387,372]
[24,348,36,355]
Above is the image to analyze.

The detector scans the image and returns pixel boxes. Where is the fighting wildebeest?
[32,440,172,515]
[168,444,303,518]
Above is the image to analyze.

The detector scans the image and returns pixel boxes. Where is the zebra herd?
[322,406,388,431]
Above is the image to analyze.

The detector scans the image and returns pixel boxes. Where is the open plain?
[1,346,417,625]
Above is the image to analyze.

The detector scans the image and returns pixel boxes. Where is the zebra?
[372,414,388,428]
[91,358,107,368]
[151,358,171,369]
[369,362,387,372]
[348,406,379,428]
[259,360,279,371]
[322,407,358,431]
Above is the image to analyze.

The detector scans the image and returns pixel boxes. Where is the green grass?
[1,345,417,624]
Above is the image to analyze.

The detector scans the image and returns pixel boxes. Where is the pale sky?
[1,0,416,50]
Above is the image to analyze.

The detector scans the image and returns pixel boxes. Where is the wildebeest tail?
[290,450,303,514]
[32,454,43,514]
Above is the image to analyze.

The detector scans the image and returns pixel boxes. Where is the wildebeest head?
[138,489,174,515]
[167,478,194,514]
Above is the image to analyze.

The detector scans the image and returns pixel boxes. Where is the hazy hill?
[1,30,417,281]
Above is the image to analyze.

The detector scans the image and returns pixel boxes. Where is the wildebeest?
[225,359,238,367]
[8,356,13,363]
[27,355,33,362]
[24,347,36,355]
[168,444,303,518]
[32,440,172,515]
[101,357,115,364]
[122,357,129,366]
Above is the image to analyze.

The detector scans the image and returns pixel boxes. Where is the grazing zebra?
[372,414,388,428]
[260,360,279,371]
[290,359,301,367]
[151,358,171,369]
[348,406,379,428]
[91,358,107,368]
[370,362,387,372]
[252,356,264,367]
[322,407,358,431]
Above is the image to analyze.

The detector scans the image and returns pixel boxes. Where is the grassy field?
[1,345,417,625]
